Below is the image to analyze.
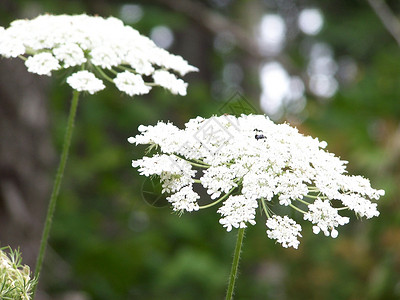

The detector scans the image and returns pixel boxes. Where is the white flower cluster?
[0,14,197,95]
[218,195,258,232]
[0,247,35,300]
[303,198,350,238]
[266,216,302,249]
[129,114,384,248]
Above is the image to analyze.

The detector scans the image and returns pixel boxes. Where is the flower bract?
[0,247,36,300]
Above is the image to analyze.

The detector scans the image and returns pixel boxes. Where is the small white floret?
[53,43,87,67]
[66,70,105,94]
[218,195,258,232]
[25,52,60,76]
[153,70,188,96]
[266,215,302,249]
[114,71,151,96]
[304,198,349,238]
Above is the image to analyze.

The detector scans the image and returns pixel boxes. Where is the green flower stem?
[108,68,118,75]
[304,194,324,199]
[296,197,311,206]
[289,203,307,214]
[337,206,349,210]
[33,90,80,296]
[199,186,236,209]
[94,66,114,83]
[260,198,270,218]
[225,228,245,300]
[173,154,210,168]
[187,161,210,168]
[116,64,134,72]
[144,82,158,87]
[191,158,211,166]
[307,187,319,190]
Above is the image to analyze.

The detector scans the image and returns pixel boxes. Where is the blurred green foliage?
[1,0,400,299]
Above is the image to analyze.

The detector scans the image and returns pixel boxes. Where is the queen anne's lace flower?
[0,14,197,95]
[130,114,384,248]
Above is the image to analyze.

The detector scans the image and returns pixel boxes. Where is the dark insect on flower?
[255,134,266,140]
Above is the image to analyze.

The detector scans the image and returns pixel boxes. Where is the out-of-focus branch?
[155,0,305,77]
[155,0,261,58]
[367,0,400,47]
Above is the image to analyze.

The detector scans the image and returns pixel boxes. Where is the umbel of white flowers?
[129,114,384,249]
[0,247,36,300]
[0,14,198,95]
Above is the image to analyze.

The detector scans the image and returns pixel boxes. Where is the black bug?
[253,129,266,140]
[255,134,266,140]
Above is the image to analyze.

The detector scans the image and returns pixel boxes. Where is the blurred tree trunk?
[0,58,54,269]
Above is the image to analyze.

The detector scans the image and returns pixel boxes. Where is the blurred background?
[0,0,399,299]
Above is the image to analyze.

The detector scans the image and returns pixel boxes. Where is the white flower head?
[200,165,237,199]
[53,43,87,68]
[339,194,380,219]
[0,14,198,95]
[266,215,302,249]
[0,34,25,58]
[153,70,188,96]
[25,52,60,76]
[130,114,384,248]
[132,154,196,193]
[114,71,152,96]
[90,45,121,69]
[66,70,105,94]
[303,198,350,238]
[218,195,258,232]
[167,185,200,212]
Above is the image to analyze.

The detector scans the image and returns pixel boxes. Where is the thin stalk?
[304,194,326,199]
[289,203,307,214]
[116,64,135,72]
[260,198,270,218]
[307,186,319,190]
[173,153,210,168]
[225,228,245,300]
[336,206,349,211]
[33,90,80,296]
[94,66,114,83]
[199,185,236,209]
[187,161,210,168]
[296,197,311,206]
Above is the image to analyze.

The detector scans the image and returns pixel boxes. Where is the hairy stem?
[226,227,245,300]
[33,90,80,296]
